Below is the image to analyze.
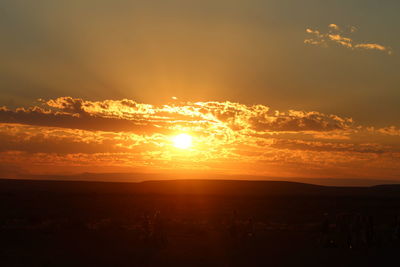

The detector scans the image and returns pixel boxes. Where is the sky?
[0,0,399,182]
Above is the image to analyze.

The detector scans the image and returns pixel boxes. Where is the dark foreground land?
[1,179,400,266]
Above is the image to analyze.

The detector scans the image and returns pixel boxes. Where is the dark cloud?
[46,97,86,114]
[0,105,171,134]
[250,113,352,132]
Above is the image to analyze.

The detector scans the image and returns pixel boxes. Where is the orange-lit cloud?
[0,97,399,180]
[1,97,354,134]
[305,24,393,55]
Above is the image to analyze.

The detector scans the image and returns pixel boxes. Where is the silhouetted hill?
[2,178,400,266]
[10,172,400,187]
[1,178,400,197]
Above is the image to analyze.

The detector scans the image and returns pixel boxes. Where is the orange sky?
[0,97,399,181]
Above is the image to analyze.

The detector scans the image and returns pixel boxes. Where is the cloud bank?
[0,97,399,180]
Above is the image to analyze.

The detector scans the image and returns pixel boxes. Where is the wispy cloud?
[305,24,393,55]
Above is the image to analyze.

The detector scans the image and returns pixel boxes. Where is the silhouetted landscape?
[2,178,400,266]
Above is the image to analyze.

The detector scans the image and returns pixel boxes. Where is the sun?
[172,133,193,149]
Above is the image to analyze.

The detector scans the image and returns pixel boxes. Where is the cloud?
[305,24,393,55]
[304,28,327,46]
[249,110,353,132]
[327,34,353,48]
[0,97,354,136]
[354,43,390,53]
[271,139,385,154]
[0,123,154,154]
[0,97,399,179]
[328,24,340,31]
[371,126,400,136]
[0,104,170,134]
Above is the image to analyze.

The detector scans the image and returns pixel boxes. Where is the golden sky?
[0,0,399,182]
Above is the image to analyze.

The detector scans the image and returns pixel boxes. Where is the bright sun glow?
[172,133,193,149]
